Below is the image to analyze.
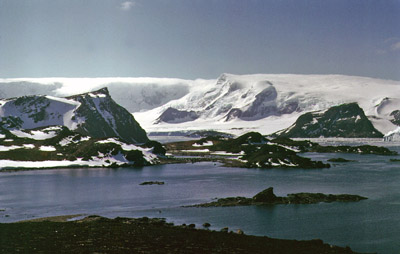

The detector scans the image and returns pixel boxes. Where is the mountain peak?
[91,87,110,96]
[0,87,149,144]
[67,87,110,100]
[216,73,230,85]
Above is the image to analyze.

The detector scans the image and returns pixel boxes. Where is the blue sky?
[0,0,399,80]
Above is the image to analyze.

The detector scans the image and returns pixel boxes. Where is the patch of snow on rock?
[0,145,23,151]
[10,129,58,140]
[192,141,213,147]
[39,145,56,152]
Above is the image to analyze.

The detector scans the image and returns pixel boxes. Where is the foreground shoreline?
[0,215,363,254]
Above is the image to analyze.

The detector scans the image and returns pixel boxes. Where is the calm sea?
[0,143,399,253]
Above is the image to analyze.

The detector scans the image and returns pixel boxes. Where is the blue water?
[0,146,399,253]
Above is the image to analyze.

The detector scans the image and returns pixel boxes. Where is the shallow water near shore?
[0,143,399,254]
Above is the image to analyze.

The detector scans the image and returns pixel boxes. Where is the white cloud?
[390,41,400,51]
[377,38,400,54]
[376,49,386,55]
[120,1,135,11]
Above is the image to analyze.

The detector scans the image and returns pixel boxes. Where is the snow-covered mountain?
[134,73,400,137]
[0,87,149,143]
[0,77,196,112]
[1,74,399,137]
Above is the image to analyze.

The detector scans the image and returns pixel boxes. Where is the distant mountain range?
[1,74,399,139]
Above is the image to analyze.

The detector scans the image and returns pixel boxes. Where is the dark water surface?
[0,145,399,253]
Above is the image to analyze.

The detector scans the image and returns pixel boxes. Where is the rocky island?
[165,132,397,170]
[187,187,367,207]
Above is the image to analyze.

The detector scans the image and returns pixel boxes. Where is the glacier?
[383,127,400,141]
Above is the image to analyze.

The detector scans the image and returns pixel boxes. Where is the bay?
[0,145,399,253]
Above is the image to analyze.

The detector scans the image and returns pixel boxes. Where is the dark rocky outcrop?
[271,136,397,156]
[188,187,367,207]
[225,108,243,121]
[390,110,400,126]
[252,187,279,203]
[276,102,383,138]
[142,140,166,156]
[156,107,199,123]
[68,88,149,144]
[139,181,165,185]
[311,144,397,155]
[240,85,278,120]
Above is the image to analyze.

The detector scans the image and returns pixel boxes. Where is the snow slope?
[135,74,400,136]
[1,74,399,136]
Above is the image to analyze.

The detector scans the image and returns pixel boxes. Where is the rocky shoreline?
[0,215,361,254]
[187,187,367,207]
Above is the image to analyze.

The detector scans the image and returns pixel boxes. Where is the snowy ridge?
[0,77,199,112]
[134,74,400,136]
[0,95,82,130]
[0,74,399,137]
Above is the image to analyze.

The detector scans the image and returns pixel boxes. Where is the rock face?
[276,103,383,138]
[0,87,149,144]
[67,88,148,143]
[390,110,400,126]
[252,187,278,203]
[156,107,199,123]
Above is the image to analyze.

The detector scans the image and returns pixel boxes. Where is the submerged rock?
[327,158,354,163]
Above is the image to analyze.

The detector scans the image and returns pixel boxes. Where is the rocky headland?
[0,215,360,254]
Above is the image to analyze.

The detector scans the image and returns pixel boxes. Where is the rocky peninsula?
[0,215,360,254]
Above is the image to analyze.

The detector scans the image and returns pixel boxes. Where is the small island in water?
[187,187,367,207]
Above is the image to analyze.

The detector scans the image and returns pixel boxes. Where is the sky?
[0,0,399,80]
